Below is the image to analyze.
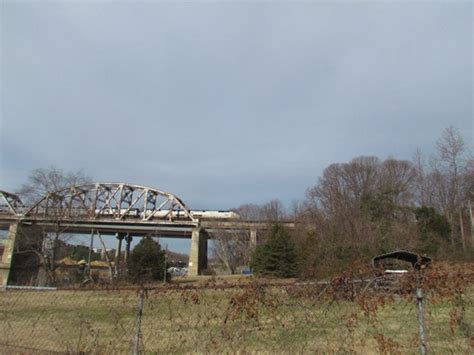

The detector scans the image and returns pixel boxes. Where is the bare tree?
[212,199,286,274]
[413,148,429,206]
[379,158,417,206]
[294,127,472,277]
[300,156,422,277]
[211,231,250,274]
[308,157,382,218]
[15,166,92,285]
[434,127,470,249]
[260,199,286,221]
[232,199,286,222]
[231,204,263,221]
[17,166,90,203]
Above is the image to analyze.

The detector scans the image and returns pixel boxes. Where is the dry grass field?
[0,280,472,353]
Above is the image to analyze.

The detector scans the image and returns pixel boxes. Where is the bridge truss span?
[0,182,296,279]
[23,183,197,222]
[0,190,25,215]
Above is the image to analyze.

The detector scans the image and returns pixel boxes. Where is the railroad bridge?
[0,183,294,285]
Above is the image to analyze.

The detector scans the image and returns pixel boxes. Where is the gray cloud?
[1,1,472,210]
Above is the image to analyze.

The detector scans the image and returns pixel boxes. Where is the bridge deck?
[0,215,294,237]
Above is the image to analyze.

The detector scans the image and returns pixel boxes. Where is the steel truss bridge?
[0,183,294,281]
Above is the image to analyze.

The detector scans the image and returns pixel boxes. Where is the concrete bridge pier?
[114,233,125,277]
[124,234,133,265]
[250,229,258,250]
[188,227,208,276]
[0,223,43,286]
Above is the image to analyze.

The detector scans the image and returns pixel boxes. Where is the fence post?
[416,271,427,355]
[133,289,145,355]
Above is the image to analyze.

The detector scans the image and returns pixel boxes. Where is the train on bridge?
[0,183,293,284]
[93,209,240,220]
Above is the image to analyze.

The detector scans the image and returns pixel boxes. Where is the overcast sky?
[1,1,473,212]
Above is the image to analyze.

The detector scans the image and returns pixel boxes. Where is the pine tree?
[251,224,298,278]
[128,237,166,283]
[415,206,451,255]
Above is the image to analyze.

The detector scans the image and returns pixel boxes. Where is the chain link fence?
[0,263,472,353]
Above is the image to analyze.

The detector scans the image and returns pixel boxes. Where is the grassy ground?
[0,284,472,353]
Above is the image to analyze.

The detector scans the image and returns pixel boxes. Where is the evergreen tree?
[128,237,166,283]
[415,206,451,254]
[251,224,298,278]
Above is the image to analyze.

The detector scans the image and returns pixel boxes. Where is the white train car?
[142,210,241,220]
[190,210,240,219]
[94,208,240,220]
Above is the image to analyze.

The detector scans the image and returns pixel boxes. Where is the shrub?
[251,224,298,278]
[128,237,166,283]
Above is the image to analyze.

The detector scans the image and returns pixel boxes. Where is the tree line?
[9,126,473,282]
[215,126,473,278]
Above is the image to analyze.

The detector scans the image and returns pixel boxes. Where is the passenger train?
[93,209,240,220]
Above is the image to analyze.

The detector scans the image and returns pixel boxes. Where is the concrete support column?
[100,248,107,261]
[0,224,19,286]
[188,228,208,276]
[0,223,43,286]
[114,233,125,277]
[124,234,133,265]
[249,229,258,250]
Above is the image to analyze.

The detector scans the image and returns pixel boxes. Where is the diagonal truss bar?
[0,190,25,215]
